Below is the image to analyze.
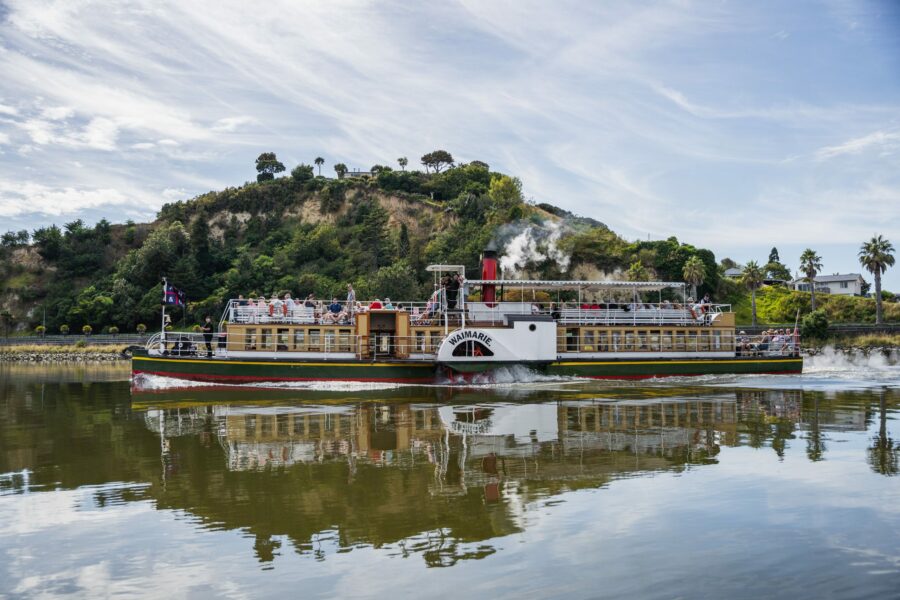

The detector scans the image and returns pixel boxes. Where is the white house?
[791,273,867,297]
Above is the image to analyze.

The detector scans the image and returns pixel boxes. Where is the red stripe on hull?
[132,369,434,385]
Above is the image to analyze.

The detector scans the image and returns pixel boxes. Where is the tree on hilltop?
[397,157,408,171]
[421,150,454,173]
[768,247,780,264]
[334,163,348,179]
[859,235,895,325]
[291,163,314,182]
[314,156,324,175]
[255,152,285,182]
[799,249,823,310]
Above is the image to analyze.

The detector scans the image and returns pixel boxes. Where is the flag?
[163,283,186,306]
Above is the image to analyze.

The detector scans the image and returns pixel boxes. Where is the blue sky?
[0,0,898,289]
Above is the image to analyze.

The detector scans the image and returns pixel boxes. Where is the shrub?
[35,325,46,336]
[75,339,86,348]
[136,323,147,334]
[109,326,119,335]
[191,324,202,332]
[82,324,93,335]
[801,310,829,340]
[165,325,173,331]
[60,324,70,335]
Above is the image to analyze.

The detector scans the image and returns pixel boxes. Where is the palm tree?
[742,260,765,327]
[333,163,348,179]
[799,249,823,311]
[314,157,324,176]
[858,235,895,325]
[682,256,706,300]
[398,157,408,171]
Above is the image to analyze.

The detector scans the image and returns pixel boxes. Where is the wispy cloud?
[0,0,897,287]
[815,130,900,160]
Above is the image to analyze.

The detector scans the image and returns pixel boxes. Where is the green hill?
[0,157,774,334]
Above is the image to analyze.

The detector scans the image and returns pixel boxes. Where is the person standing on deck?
[447,273,460,311]
[201,316,214,358]
[346,284,356,321]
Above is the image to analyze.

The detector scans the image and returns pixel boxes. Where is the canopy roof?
[426,264,466,276]
[464,279,684,292]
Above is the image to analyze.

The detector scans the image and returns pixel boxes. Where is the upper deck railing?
[466,302,732,327]
[217,298,731,328]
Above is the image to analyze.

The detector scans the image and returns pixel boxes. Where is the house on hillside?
[790,273,867,297]
[724,267,743,278]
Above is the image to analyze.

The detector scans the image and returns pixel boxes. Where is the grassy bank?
[731,285,900,325]
[805,333,900,350]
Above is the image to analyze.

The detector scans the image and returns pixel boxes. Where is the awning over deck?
[464,279,685,292]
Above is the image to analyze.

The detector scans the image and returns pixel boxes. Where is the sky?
[0,0,898,289]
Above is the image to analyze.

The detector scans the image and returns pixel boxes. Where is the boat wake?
[131,373,409,393]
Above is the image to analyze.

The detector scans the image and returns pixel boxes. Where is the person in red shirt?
[369,299,383,309]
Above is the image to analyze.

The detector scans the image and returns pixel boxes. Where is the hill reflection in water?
[123,384,887,567]
[0,373,900,596]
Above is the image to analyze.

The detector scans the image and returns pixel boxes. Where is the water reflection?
[1,374,898,590]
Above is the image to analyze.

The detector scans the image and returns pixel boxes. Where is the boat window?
[599,331,609,352]
[277,328,289,351]
[293,329,305,350]
[661,330,672,351]
[612,331,621,352]
[686,330,698,352]
[245,328,257,350]
[430,332,443,352]
[697,330,710,351]
[675,331,685,351]
[309,329,320,348]
[451,340,494,357]
[339,329,352,351]
[415,331,425,352]
[566,328,579,352]
[583,329,595,351]
[625,331,635,351]
[649,330,660,352]
[260,328,273,350]
[325,329,336,351]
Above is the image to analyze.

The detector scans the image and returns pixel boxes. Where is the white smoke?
[498,220,571,276]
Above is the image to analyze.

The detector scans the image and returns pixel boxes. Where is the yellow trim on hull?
[132,356,434,369]
[554,358,802,366]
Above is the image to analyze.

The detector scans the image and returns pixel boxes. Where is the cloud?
[814,130,900,160]
[0,132,10,145]
[0,182,134,218]
[212,116,257,132]
[0,0,897,292]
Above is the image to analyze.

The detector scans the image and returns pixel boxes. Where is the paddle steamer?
[131,251,802,384]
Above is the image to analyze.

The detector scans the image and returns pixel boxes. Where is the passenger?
[370,298,383,310]
[256,296,267,322]
[237,294,248,306]
[346,284,356,322]
[304,293,316,308]
[662,299,672,309]
[270,294,283,320]
[324,297,343,323]
[550,302,561,320]
[201,315,214,358]
[284,293,296,313]
[446,273,460,310]
[531,302,541,314]
[383,298,395,309]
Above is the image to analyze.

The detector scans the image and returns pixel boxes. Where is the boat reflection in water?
[132,384,877,567]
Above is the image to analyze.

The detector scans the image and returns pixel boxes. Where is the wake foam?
[805,346,899,373]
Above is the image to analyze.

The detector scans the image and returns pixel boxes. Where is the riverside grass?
[805,333,900,350]
[0,344,129,354]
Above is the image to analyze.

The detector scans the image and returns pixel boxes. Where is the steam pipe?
[481,249,498,306]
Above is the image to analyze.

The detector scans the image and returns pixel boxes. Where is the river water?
[1,353,898,599]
